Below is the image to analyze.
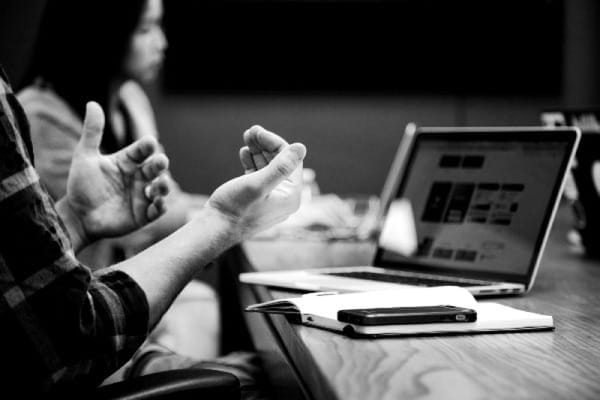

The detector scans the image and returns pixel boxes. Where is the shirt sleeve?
[0,77,149,394]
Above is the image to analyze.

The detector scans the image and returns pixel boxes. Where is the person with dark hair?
[19,0,219,366]
[1,61,306,395]
[20,0,196,266]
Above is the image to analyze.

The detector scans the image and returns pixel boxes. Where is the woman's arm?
[115,81,209,254]
[118,185,209,258]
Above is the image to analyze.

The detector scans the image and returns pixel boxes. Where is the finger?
[249,144,269,170]
[243,125,289,153]
[145,175,170,199]
[262,150,276,163]
[140,153,170,181]
[244,126,288,170]
[79,102,105,153]
[147,196,166,222]
[116,136,159,171]
[239,146,257,173]
[250,142,306,193]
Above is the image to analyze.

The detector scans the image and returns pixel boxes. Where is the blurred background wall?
[1,0,598,195]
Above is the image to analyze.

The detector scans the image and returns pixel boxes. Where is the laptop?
[240,126,580,296]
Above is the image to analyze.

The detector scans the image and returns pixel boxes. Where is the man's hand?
[57,102,170,250]
[205,125,306,240]
[113,126,305,327]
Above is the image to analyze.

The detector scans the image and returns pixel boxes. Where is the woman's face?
[123,0,167,83]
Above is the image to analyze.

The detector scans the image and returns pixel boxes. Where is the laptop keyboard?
[325,271,489,287]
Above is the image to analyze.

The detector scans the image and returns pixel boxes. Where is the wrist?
[189,203,243,248]
[55,198,90,252]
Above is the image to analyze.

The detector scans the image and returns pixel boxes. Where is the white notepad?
[246,286,554,338]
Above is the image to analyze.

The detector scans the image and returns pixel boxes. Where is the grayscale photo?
[0,0,598,398]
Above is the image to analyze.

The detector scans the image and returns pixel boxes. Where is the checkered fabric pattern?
[0,67,149,395]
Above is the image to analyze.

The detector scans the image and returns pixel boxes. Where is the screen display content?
[379,138,569,276]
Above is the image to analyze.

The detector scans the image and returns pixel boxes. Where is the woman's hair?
[25,0,147,152]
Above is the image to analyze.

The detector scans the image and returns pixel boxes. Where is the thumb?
[78,102,105,153]
[252,143,306,192]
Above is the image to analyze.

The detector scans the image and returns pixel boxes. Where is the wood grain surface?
[242,204,600,400]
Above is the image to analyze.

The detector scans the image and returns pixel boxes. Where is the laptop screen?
[376,129,576,283]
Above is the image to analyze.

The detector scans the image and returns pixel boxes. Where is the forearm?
[113,206,238,328]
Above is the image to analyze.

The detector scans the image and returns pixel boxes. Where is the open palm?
[65,102,170,241]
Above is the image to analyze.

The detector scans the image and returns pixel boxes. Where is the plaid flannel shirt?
[0,67,149,394]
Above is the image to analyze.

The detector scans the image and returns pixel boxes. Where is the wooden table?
[240,204,600,400]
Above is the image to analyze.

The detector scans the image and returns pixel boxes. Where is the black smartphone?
[337,305,477,326]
